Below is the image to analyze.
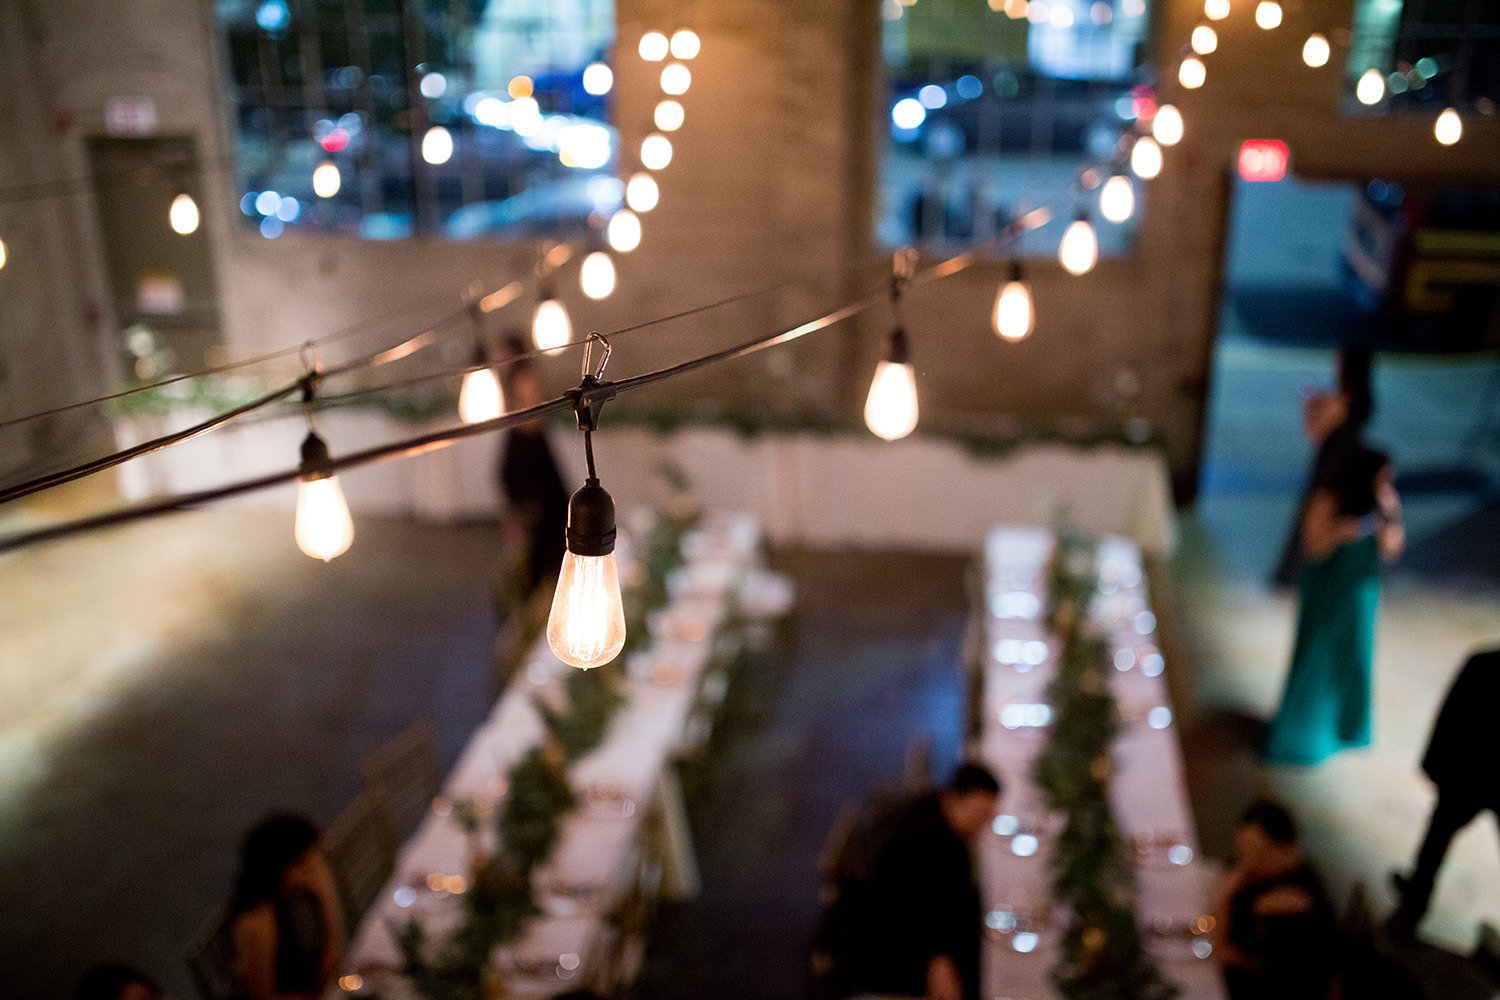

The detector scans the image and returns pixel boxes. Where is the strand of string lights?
[0,220,1049,557]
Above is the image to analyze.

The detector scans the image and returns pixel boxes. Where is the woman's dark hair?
[948,761,1002,798]
[1241,799,1298,845]
[229,812,321,913]
[73,961,161,1000]
[1338,343,1374,428]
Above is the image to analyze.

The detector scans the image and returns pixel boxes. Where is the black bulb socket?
[565,479,617,557]
[299,430,334,481]
[886,326,911,366]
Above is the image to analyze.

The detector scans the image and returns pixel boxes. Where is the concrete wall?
[2,0,1497,504]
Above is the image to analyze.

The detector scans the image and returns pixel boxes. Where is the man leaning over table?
[827,761,1002,1000]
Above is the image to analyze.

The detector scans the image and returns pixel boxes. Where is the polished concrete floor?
[0,338,1497,999]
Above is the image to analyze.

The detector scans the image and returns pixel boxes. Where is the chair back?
[363,717,442,839]
[184,907,246,1000]
[322,788,397,926]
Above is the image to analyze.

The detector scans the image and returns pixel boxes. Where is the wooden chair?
[322,788,398,927]
[363,717,442,840]
[184,907,246,1000]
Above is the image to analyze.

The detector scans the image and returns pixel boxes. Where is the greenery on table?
[1033,534,1178,1000]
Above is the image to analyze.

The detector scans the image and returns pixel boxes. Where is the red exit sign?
[1238,139,1290,182]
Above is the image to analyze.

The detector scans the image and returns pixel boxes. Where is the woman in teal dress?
[1264,408,1404,766]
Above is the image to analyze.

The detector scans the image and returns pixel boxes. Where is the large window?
[880,0,1153,258]
[218,0,617,240]
[1345,0,1500,115]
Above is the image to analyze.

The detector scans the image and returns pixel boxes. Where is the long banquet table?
[335,511,764,999]
[975,527,1225,1000]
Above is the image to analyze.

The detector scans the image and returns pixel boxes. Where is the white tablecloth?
[976,527,1224,1000]
[338,512,761,998]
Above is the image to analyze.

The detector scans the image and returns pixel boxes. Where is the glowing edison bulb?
[654,100,685,131]
[1099,174,1135,223]
[1356,68,1385,105]
[660,63,691,95]
[1191,24,1218,55]
[533,295,572,352]
[670,29,701,58]
[1131,135,1163,178]
[864,360,919,441]
[546,481,627,670]
[992,275,1034,342]
[607,209,642,252]
[1302,33,1330,68]
[580,251,616,300]
[422,126,454,164]
[459,364,503,424]
[295,431,354,561]
[1204,0,1229,19]
[626,173,660,212]
[1179,56,1206,89]
[638,31,669,61]
[1435,108,1462,145]
[169,194,200,235]
[1153,105,1184,145]
[1255,0,1281,28]
[1058,216,1098,275]
[313,160,341,198]
[641,134,673,170]
[548,551,627,668]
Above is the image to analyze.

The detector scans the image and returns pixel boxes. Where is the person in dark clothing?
[496,333,568,610]
[1273,344,1375,587]
[1388,646,1500,938]
[229,813,344,1000]
[825,762,1001,1000]
[1212,801,1337,1000]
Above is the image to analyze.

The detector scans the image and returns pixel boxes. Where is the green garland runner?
[1033,533,1177,1000]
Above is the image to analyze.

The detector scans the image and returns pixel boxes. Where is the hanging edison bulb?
[626,172,660,212]
[1255,0,1282,28]
[459,350,503,424]
[1302,33,1331,68]
[641,134,673,170]
[864,327,918,441]
[533,292,572,352]
[169,193,200,235]
[312,160,341,198]
[547,480,628,669]
[992,266,1034,342]
[1153,105,1184,146]
[580,251,616,300]
[1058,213,1098,276]
[1178,56,1207,89]
[1131,135,1163,178]
[295,432,355,561]
[606,210,642,252]
[654,99,686,131]
[1435,108,1463,145]
[1099,174,1135,223]
[1356,68,1385,105]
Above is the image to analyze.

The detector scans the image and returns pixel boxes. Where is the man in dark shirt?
[828,761,1001,1000]
[1389,646,1500,938]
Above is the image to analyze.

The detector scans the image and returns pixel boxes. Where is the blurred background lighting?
[606,210,642,252]
[625,172,660,212]
[1255,1,1282,28]
[1153,104,1183,145]
[1191,25,1218,55]
[421,126,454,164]
[169,194,200,235]
[654,100,685,131]
[582,62,613,96]
[660,63,691,95]
[580,251,616,300]
[1179,56,1206,89]
[640,134,673,170]
[1356,68,1385,105]
[1435,108,1463,145]
[670,30,701,59]
[312,160,341,198]
[639,31,669,61]
[1131,136,1163,178]
[1204,0,1229,19]
[1302,33,1330,67]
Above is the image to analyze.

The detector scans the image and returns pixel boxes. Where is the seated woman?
[229,813,345,1000]
[1212,801,1336,1000]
